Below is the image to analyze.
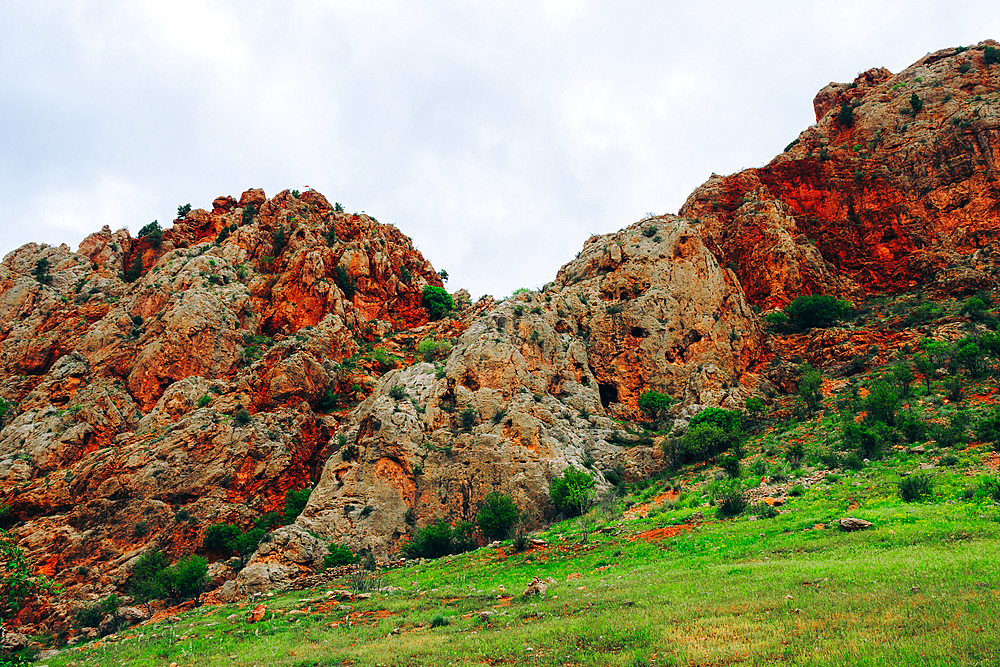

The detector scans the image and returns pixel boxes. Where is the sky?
[1,1,998,299]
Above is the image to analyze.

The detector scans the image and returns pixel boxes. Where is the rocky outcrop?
[0,188,441,629]
[681,41,1000,309]
[294,216,765,555]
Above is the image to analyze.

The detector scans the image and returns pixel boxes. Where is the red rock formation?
[681,41,1000,309]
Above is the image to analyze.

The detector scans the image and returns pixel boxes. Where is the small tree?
[798,363,823,413]
[282,488,312,524]
[422,286,453,320]
[910,93,923,113]
[549,468,595,518]
[892,362,915,397]
[837,102,854,127]
[784,295,852,331]
[637,391,675,424]
[324,544,359,568]
[177,203,192,218]
[138,221,163,248]
[476,492,520,541]
[863,380,899,427]
[913,354,936,393]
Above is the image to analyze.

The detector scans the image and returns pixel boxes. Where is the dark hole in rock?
[599,383,619,407]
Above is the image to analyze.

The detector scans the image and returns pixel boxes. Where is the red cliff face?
[0,188,442,629]
[681,41,1000,310]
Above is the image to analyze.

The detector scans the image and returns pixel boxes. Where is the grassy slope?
[25,292,1000,666]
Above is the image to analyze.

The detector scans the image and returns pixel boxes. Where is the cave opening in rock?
[598,382,618,408]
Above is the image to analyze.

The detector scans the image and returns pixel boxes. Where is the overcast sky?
[1,1,997,298]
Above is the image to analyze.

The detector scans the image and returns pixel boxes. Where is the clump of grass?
[430,615,450,628]
[899,474,933,502]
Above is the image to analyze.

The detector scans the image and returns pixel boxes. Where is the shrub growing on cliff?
[417,338,452,362]
[638,390,675,424]
[837,102,854,127]
[1,529,54,621]
[282,488,312,525]
[204,523,241,554]
[783,294,852,331]
[986,46,1000,65]
[32,258,53,285]
[549,468,595,518]
[422,285,453,320]
[910,93,923,113]
[476,493,520,541]
[138,220,163,247]
[177,203,192,218]
[798,363,823,413]
[335,265,356,300]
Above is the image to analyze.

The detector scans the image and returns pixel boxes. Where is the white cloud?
[1,0,999,294]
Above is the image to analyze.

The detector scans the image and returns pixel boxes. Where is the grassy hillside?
[12,289,1000,666]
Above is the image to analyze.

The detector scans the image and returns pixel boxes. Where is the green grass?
[33,467,1000,666]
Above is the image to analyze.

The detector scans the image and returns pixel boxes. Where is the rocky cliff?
[2,40,1000,634]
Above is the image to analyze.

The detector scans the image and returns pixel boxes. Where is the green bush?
[324,544,359,568]
[157,555,209,602]
[282,488,312,525]
[197,394,211,408]
[986,46,1000,65]
[716,490,747,518]
[459,407,477,430]
[975,408,1000,446]
[232,528,266,558]
[837,102,854,127]
[403,520,475,559]
[842,420,894,459]
[784,295,852,331]
[751,501,778,519]
[137,221,163,247]
[899,474,933,502]
[690,407,742,440]
[863,380,899,427]
[335,265,356,300]
[476,493,520,541]
[637,391,675,423]
[203,523,241,554]
[314,389,337,413]
[422,286,454,320]
[389,385,407,400]
[1,529,53,621]
[177,203,192,218]
[417,338,452,362]
[910,93,923,113]
[549,468,595,518]
[798,363,823,412]
[127,550,172,603]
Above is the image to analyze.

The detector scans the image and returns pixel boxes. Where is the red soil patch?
[627,524,692,542]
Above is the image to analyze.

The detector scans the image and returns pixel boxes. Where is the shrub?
[986,46,1000,65]
[198,394,211,408]
[863,380,899,427]
[422,286,454,320]
[910,93,923,113]
[549,468,595,517]
[232,529,265,558]
[241,204,256,225]
[798,363,823,412]
[942,375,965,402]
[204,523,241,554]
[282,488,312,524]
[234,407,252,426]
[842,420,894,459]
[932,411,971,448]
[137,221,163,247]
[718,449,742,478]
[74,595,120,629]
[127,550,171,603]
[897,410,927,443]
[975,408,1000,446]
[177,203,192,218]
[476,493,520,541]
[157,555,209,602]
[899,474,933,502]
[784,295,852,331]
[788,484,804,497]
[1,529,54,621]
[690,407,742,440]
[751,501,778,519]
[335,265,356,300]
[403,520,476,559]
[716,490,747,518]
[837,102,854,127]
[325,544,359,568]
[32,258,53,285]
[254,512,282,532]
[459,407,477,430]
[417,338,452,362]
[314,389,337,413]
[430,615,450,628]
[123,253,144,283]
[389,385,407,401]
[674,423,730,465]
[643,225,657,237]
[637,391,675,423]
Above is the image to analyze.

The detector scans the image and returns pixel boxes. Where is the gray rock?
[837,517,874,532]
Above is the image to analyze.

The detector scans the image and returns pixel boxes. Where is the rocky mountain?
[1,40,999,633]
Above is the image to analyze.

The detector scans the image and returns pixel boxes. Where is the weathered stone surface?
[837,517,874,532]
[681,41,1000,308]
